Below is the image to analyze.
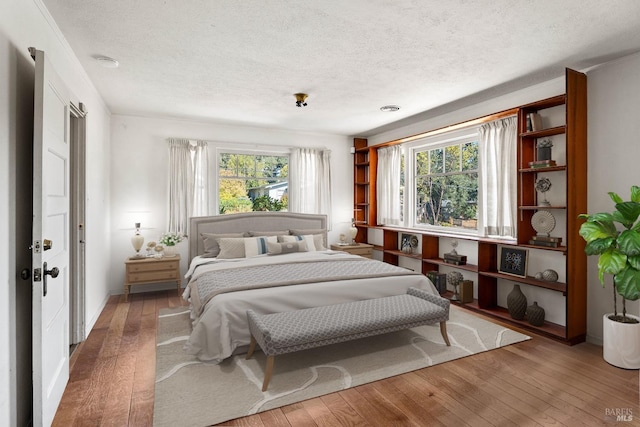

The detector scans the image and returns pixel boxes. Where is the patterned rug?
[153,306,530,427]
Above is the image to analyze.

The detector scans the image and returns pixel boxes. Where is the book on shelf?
[426,272,448,295]
[528,159,556,168]
[528,113,543,131]
[529,239,560,248]
[443,253,467,264]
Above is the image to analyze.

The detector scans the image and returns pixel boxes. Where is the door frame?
[69,102,87,344]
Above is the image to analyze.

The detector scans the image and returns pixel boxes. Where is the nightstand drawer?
[128,270,178,283]
[128,260,179,273]
[349,247,372,257]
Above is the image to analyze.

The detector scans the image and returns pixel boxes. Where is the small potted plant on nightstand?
[578,185,640,369]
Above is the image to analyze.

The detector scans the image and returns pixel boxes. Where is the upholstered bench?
[246,287,451,391]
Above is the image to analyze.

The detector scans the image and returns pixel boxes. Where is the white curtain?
[377,145,402,225]
[168,139,209,235]
[290,148,332,227]
[479,116,517,238]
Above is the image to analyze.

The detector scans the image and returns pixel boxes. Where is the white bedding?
[183,250,438,362]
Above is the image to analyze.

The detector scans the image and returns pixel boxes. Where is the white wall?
[0,0,112,424]
[109,115,353,294]
[586,52,640,343]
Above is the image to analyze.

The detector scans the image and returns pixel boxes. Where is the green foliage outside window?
[415,141,478,229]
[219,153,288,214]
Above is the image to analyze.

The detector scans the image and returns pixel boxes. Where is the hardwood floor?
[53,290,639,426]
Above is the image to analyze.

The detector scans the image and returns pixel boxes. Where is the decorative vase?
[537,146,552,161]
[507,284,527,320]
[603,313,640,369]
[526,302,545,326]
[164,244,176,257]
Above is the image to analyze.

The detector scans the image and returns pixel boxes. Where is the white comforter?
[183,250,438,362]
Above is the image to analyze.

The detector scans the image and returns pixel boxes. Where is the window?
[218,153,289,214]
[413,137,479,231]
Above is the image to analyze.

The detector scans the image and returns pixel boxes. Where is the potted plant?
[578,185,640,369]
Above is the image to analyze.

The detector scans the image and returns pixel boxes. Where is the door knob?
[42,262,59,297]
[45,265,59,278]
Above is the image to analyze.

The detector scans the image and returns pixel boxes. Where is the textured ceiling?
[42,0,640,136]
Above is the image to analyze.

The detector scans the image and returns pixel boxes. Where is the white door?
[31,48,71,427]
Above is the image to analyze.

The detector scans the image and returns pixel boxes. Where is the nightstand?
[330,243,374,258]
[124,255,181,301]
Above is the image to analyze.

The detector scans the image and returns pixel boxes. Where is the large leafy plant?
[579,186,640,323]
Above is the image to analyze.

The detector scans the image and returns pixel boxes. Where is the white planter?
[602,313,640,369]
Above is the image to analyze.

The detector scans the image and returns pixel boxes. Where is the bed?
[183,212,438,362]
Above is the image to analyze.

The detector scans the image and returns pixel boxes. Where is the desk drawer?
[349,248,373,257]
[128,270,178,283]
[128,260,179,273]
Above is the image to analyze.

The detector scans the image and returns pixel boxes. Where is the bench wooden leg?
[246,336,257,360]
[262,356,275,392]
[440,322,451,346]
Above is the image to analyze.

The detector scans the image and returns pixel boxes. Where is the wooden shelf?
[423,258,479,273]
[519,205,566,210]
[460,301,567,340]
[384,249,422,260]
[479,271,567,293]
[519,165,567,173]
[519,125,566,138]
[518,243,567,253]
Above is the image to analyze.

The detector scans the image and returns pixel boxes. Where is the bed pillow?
[289,228,326,250]
[247,230,289,237]
[201,232,245,257]
[244,236,278,257]
[216,237,247,259]
[278,234,317,251]
[267,241,308,255]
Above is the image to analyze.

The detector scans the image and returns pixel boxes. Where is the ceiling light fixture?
[380,105,400,112]
[294,93,308,107]
[95,56,119,68]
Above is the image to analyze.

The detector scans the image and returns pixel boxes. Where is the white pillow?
[278,234,317,251]
[244,236,277,257]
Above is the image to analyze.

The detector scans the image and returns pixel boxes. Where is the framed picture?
[499,247,528,278]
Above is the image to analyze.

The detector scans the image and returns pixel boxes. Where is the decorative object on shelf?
[401,233,413,254]
[349,219,358,243]
[154,244,164,258]
[410,235,419,251]
[526,302,545,326]
[526,112,543,131]
[531,210,556,236]
[444,239,467,265]
[426,271,447,295]
[338,234,348,246]
[159,232,185,258]
[449,239,459,255]
[146,241,157,257]
[542,269,559,282]
[578,185,640,368]
[447,271,464,301]
[536,139,553,161]
[535,177,552,206]
[130,222,145,259]
[499,247,528,278]
[528,159,557,168]
[459,280,474,304]
[507,284,527,320]
[534,272,544,280]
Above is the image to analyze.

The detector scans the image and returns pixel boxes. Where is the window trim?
[405,125,482,236]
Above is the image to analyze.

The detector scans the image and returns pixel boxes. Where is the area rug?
[153,306,530,427]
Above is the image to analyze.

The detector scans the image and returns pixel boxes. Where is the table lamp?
[131,222,145,258]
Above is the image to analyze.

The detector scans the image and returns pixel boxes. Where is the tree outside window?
[415,141,478,230]
[218,153,289,214]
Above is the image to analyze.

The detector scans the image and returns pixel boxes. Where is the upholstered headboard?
[189,212,327,261]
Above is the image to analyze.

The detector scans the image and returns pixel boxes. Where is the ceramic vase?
[603,313,640,369]
[526,301,545,326]
[507,284,527,320]
[164,244,176,257]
